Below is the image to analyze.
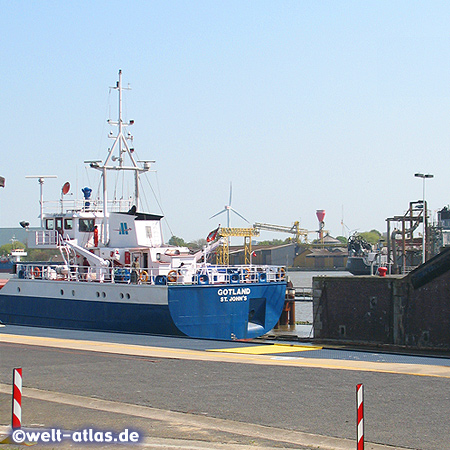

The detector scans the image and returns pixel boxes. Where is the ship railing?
[14,263,286,286]
[174,264,286,286]
[110,264,286,285]
[14,264,159,284]
[16,263,71,281]
[31,230,59,248]
[42,198,134,214]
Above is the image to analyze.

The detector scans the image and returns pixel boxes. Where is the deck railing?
[15,263,286,286]
[42,198,134,214]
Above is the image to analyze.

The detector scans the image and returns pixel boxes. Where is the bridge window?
[79,219,95,232]
[64,218,73,230]
[55,218,63,233]
[45,219,54,230]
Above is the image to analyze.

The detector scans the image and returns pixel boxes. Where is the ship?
[0,71,287,340]
[0,248,27,273]
[0,256,13,274]
[346,233,387,275]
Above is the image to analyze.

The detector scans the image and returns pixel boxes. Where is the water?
[286,269,351,288]
[272,270,352,339]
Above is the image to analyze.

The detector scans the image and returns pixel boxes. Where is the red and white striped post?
[356,383,364,450]
[11,368,22,429]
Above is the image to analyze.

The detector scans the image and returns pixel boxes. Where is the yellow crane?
[253,221,331,246]
[253,221,310,244]
[215,220,330,266]
[217,227,260,265]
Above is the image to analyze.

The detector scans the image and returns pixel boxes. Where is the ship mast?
[86,70,151,244]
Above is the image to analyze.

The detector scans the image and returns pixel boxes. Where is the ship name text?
[218,287,251,303]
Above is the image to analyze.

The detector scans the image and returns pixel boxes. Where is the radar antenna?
[86,70,151,244]
[25,175,58,228]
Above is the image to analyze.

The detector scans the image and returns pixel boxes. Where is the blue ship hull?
[0,261,13,273]
[169,282,287,339]
[0,294,181,335]
[0,280,286,340]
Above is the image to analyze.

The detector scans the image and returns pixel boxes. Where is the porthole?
[126,293,130,299]
[72,290,75,296]
[17,287,21,293]
[60,289,64,296]
[102,292,106,298]
[120,293,124,299]
[96,292,100,298]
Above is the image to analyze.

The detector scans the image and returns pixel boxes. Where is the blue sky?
[0,1,449,243]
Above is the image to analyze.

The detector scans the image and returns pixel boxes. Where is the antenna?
[88,70,150,245]
[26,175,57,228]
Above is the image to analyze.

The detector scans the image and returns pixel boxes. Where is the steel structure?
[253,221,309,244]
[386,201,424,273]
[217,227,260,265]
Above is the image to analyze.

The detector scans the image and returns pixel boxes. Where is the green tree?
[258,238,287,246]
[0,243,62,262]
[188,239,207,250]
[168,236,187,247]
[335,236,348,245]
[0,242,26,256]
[358,230,382,245]
[25,248,62,262]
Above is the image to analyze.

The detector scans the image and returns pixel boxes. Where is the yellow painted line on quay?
[2,332,450,378]
[208,343,322,354]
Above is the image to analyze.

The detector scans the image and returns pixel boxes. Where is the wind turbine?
[209,182,250,227]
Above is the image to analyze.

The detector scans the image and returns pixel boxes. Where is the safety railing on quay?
[294,286,313,301]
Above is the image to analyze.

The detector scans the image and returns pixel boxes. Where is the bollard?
[278,300,296,326]
[12,368,22,429]
[288,300,295,325]
[356,383,364,450]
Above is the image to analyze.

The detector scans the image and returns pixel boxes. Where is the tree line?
[169,229,383,249]
[0,229,383,261]
[0,242,62,262]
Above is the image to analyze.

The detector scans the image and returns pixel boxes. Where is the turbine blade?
[209,209,226,220]
[230,207,250,223]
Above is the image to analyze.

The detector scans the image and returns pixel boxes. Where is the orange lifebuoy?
[32,267,41,278]
[140,271,149,283]
[167,270,177,283]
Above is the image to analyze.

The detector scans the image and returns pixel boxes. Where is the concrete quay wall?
[313,248,450,350]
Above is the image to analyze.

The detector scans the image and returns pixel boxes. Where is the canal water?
[274,270,352,339]
[286,270,351,288]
